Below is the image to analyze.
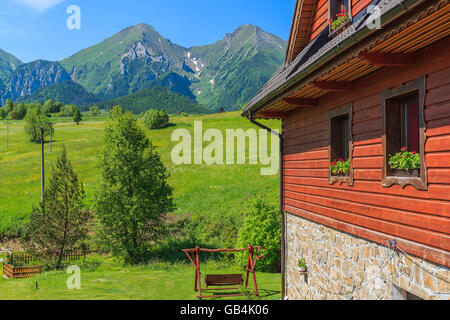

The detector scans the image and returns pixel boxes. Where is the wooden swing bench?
[205,274,243,288]
[182,245,267,299]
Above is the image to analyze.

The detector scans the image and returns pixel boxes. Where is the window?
[329,105,353,186]
[382,76,427,190]
[328,0,352,36]
[331,114,350,162]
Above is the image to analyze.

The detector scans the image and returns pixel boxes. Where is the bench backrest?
[205,274,243,286]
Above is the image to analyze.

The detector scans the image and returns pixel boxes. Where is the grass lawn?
[0,258,281,300]
[0,112,280,238]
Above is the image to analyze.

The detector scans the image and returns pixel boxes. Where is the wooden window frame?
[381,76,427,191]
[328,0,353,37]
[328,104,354,186]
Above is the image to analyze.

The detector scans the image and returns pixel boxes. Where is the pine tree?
[89,105,101,117]
[73,107,82,125]
[21,146,89,269]
[94,106,174,264]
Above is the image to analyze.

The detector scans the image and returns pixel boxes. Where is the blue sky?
[0,0,296,63]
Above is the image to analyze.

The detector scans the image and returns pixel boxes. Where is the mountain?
[16,80,99,107]
[61,23,286,111]
[97,87,211,115]
[2,60,71,104]
[61,24,193,101]
[0,49,22,83]
[188,25,287,110]
[1,24,286,111]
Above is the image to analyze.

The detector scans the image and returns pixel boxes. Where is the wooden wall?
[282,38,450,267]
[308,0,376,42]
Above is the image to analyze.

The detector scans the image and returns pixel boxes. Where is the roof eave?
[242,0,426,118]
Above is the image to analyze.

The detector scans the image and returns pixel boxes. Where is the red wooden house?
[243,0,449,300]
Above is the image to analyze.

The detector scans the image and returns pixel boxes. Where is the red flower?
[412,152,417,154]
[339,159,343,162]
[333,162,337,166]
[401,147,407,151]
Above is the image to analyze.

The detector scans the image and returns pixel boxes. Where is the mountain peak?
[112,23,162,43]
[127,23,156,32]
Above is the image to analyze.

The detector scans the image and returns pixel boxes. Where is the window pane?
[331,114,349,161]
[407,101,419,153]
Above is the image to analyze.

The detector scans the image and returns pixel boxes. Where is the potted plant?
[330,159,350,177]
[329,9,349,31]
[297,258,308,273]
[388,147,421,177]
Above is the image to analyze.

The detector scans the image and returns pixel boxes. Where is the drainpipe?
[248,113,286,300]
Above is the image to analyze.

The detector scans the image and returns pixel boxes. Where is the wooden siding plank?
[429,169,450,184]
[426,83,450,106]
[427,124,450,138]
[427,66,450,90]
[426,135,450,153]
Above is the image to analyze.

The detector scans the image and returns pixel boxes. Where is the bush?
[143,109,169,129]
[0,108,6,120]
[43,100,63,115]
[235,197,281,272]
[10,103,28,120]
[90,105,101,117]
[58,104,77,117]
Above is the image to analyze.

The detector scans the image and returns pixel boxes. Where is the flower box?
[394,169,420,178]
[329,9,351,36]
[388,148,421,176]
[330,159,350,176]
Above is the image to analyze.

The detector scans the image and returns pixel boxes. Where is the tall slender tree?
[21,146,90,269]
[73,107,82,125]
[94,106,174,264]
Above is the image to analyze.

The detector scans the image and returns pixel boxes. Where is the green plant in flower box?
[388,147,421,171]
[330,9,349,31]
[297,259,308,272]
[330,159,350,176]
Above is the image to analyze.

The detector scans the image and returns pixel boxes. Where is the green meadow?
[0,255,281,300]
[0,112,280,238]
[0,112,281,300]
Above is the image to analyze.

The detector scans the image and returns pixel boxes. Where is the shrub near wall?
[235,198,281,272]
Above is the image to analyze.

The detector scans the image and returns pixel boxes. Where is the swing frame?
[182,245,267,299]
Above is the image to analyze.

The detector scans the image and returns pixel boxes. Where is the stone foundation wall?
[286,213,450,300]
